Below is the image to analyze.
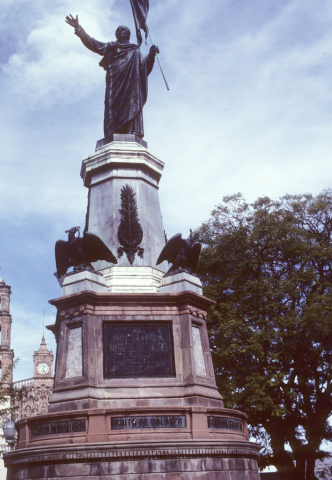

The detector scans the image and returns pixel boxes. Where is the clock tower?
[12,335,54,421]
[33,335,53,378]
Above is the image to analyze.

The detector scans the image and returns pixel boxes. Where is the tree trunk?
[267,422,297,479]
[295,455,306,480]
[278,474,291,480]
[306,456,316,480]
[279,469,306,480]
[269,441,297,479]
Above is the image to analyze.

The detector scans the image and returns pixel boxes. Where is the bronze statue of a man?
[66,15,159,139]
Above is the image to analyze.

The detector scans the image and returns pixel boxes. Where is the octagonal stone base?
[5,439,260,479]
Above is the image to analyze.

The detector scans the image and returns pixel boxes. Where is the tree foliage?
[197,191,332,480]
[0,360,26,456]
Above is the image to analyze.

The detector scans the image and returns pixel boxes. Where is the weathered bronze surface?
[111,415,186,430]
[55,226,117,280]
[157,229,202,277]
[117,184,144,264]
[207,416,243,432]
[65,15,159,139]
[103,323,175,378]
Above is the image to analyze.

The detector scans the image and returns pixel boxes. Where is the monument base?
[5,439,260,479]
[5,287,261,479]
[159,271,203,295]
[62,270,108,296]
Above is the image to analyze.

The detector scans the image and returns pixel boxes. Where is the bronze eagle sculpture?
[55,226,117,279]
[156,230,201,277]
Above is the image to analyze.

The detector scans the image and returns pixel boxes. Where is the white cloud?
[1,0,118,107]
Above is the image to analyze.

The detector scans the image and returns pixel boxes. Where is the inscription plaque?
[31,419,86,437]
[192,326,207,376]
[65,326,83,378]
[207,416,242,432]
[103,323,175,378]
[111,415,186,430]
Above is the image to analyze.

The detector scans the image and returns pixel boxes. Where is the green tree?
[197,191,332,480]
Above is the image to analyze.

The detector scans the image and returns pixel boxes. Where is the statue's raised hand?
[65,14,79,29]
[149,45,159,56]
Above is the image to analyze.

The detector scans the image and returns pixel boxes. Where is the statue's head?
[116,26,131,43]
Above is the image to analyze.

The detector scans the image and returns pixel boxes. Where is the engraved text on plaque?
[103,323,175,378]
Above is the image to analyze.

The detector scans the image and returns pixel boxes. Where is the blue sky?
[1,0,332,381]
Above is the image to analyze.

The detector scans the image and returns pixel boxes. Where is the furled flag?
[129,0,149,47]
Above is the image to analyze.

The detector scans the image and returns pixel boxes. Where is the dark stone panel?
[31,419,86,437]
[207,416,242,432]
[111,415,186,430]
[103,322,175,378]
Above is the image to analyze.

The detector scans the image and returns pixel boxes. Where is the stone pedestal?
[5,440,260,479]
[159,271,203,295]
[62,270,108,296]
[46,290,222,413]
[102,265,165,293]
[5,137,260,479]
[8,288,260,479]
[80,135,168,275]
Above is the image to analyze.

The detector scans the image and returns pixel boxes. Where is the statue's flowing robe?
[75,26,155,138]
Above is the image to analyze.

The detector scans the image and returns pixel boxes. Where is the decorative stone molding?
[59,307,86,320]
[189,307,207,319]
[80,139,165,188]
[5,441,260,467]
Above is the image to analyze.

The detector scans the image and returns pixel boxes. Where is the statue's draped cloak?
[75,26,154,138]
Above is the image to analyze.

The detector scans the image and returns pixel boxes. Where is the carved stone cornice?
[4,440,260,467]
[47,291,215,336]
[80,140,165,188]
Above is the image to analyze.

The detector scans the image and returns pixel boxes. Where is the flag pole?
[147,26,169,91]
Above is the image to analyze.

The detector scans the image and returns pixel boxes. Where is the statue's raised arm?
[65,14,107,56]
[65,14,79,29]
[65,14,159,140]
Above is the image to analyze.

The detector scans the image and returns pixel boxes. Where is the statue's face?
[116,26,131,43]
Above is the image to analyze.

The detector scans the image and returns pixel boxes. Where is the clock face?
[36,362,49,375]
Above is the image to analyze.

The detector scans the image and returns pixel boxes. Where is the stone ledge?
[5,440,260,466]
[102,266,165,293]
[47,290,215,336]
[159,272,203,295]
[81,139,164,188]
[62,270,108,296]
[16,406,247,424]
[49,290,215,310]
